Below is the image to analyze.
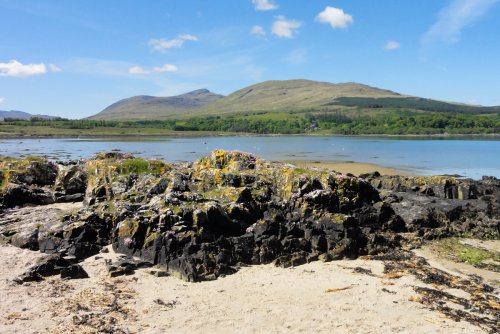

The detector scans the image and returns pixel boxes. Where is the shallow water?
[1,136,499,179]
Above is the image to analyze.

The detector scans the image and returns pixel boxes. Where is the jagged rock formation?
[0,151,498,282]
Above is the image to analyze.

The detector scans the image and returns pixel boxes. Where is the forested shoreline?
[1,109,499,136]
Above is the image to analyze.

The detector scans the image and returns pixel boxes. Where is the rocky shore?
[0,150,499,332]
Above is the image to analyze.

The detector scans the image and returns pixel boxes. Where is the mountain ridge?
[88,79,499,121]
[89,89,224,120]
[0,110,59,121]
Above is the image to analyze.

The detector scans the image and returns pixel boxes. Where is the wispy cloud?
[49,64,62,72]
[0,60,60,77]
[384,41,401,50]
[0,97,5,104]
[251,25,266,37]
[271,16,302,38]
[153,64,178,73]
[128,64,178,75]
[422,0,498,46]
[316,6,353,29]
[128,66,149,75]
[252,0,278,11]
[149,34,198,52]
[68,58,178,77]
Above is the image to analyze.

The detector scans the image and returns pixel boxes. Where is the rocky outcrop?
[0,150,498,282]
[0,157,88,209]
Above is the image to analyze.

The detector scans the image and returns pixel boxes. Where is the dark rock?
[15,254,72,283]
[2,150,499,283]
[10,161,58,186]
[274,251,309,268]
[1,184,55,208]
[105,257,152,277]
[60,264,89,279]
[58,164,87,195]
[56,193,85,203]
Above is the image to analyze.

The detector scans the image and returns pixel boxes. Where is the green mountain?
[89,79,500,120]
[195,79,401,116]
[3,79,498,136]
[89,89,224,120]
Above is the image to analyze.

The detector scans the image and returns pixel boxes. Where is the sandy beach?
[0,242,495,333]
[284,160,413,176]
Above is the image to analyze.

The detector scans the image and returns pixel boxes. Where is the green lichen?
[117,218,140,238]
[0,155,48,187]
[143,231,158,248]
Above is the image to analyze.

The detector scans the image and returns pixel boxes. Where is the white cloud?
[252,0,278,11]
[129,64,178,75]
[178,34,198,41]
[49,64,62,72]
[128,66,150,75]
[149,34,199,52]
[316,6,353,29]
[422,0,498,46]
[251,25,266,37]
[153,64,178,73]
[384,41,401,50]
[0,60,62,77]
[271,16,302,38]
[0,97,5,104]
[0,60,47,77]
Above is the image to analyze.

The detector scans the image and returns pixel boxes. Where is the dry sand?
[0,243,490,334]
[283,160,413,176]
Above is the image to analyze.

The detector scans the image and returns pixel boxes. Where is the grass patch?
[429,238,500,272]
[117,158,166,175]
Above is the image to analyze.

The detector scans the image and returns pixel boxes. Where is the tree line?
[1,111,499,135]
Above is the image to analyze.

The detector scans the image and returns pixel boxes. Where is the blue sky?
[0,0,499,118]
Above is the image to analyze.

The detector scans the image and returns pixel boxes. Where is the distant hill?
[0,110,58,121]
[88,79,500,120]
[329,97,500,114]
[196,79,401,116]
[89,89,224,120]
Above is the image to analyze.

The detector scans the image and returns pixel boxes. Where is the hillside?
[195,79,401,116]
[90,80,402,120]
[0,110,58,121]
[89,89,224,120]
[83,80,500,136]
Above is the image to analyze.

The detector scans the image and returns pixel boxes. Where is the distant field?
[1,108,499,137]
[0,124,229,137]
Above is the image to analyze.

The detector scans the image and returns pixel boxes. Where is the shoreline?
[283,159,414,176]
[1,136,498,180]
[1,132,499,140]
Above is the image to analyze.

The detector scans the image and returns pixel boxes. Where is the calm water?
[1,136,499,179]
